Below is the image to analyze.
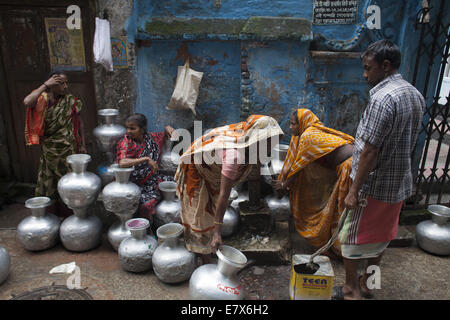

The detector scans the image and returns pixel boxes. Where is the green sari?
[35,93,82,199]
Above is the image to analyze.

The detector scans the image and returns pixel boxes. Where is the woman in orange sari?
[175,115,283,263]
[274,109,354,257]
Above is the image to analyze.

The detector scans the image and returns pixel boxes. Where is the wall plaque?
[313,0,358,25]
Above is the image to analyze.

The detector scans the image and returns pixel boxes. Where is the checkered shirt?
[351,74,425,203]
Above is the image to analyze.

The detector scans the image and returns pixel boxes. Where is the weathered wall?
[119,0,434,145]
[96,0,448,152]
[93,0,136,126]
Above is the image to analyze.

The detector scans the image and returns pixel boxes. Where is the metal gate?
[409,0,450,209]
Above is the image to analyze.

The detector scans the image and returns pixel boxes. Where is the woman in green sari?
[24,72,86,217]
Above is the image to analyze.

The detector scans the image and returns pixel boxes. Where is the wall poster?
[44,17,86,71]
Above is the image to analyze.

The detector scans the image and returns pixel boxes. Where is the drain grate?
[10,285,93,300]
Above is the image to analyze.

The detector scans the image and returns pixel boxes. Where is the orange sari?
[175,115,284,254]
[278,109,354,255]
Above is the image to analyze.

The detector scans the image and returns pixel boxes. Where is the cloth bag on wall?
[93,17,113,71]
[167,60,203,115]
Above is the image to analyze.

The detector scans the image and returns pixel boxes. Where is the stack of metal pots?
[93,109,126,185]
[57,154,103,252]
[102,166,141,251]
[17,197,60,251]
[261,144,291,220]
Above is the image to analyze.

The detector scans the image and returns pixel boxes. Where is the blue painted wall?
[125,0,449,153]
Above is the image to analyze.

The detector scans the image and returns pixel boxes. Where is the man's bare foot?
[359,275,375,298]
[342,285,362,300]
[332,285,361,300]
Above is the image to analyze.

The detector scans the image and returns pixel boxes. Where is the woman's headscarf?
[279,109,354,180]
[179,114,284,163]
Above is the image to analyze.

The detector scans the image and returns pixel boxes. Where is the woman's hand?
[165,125,175,139]
[44,74,64,90]
[273,179,284,191]
[210,228,222,254]
[147,157,159,171]
[273,176,294,192]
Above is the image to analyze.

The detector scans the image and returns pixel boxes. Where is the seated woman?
[274,109,354,258]
[115,113,175,222]
[175,115,283,263]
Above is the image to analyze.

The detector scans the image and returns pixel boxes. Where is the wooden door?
[0,0,97,182]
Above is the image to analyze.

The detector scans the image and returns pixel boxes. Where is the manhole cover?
[10,285,93,300]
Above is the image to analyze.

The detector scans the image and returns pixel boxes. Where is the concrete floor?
[0,201,449,300]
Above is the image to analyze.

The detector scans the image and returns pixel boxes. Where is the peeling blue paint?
[126,0,450,170]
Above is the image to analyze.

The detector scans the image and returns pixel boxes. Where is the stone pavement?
[0,201,449,300]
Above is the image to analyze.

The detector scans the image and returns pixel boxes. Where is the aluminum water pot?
[58,154,102,252]
[107,212,133,251]
[270,144,289,175]
[118,218,158,273]
[159,139,180,176]
[189,245,247,300]
[17,197,60,251]
[93,109,126,154]
[261,143,289,185]
[0,246,10,285]
[152,223,197,283]
[222,189,240,237]
[93,109,126,185]
[264,192,291,221]
[59,208,103,252]
[102,166,141,216]
[230,188,248,215]
[154,181,181,230]
[57,154,102,212]
[416,205,450,255]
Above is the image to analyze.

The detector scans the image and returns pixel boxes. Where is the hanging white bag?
[167,60,203,115]
[93,17,113,71]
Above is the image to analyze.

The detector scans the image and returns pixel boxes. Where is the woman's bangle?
[43,83,49,90]
[214,221,223,225]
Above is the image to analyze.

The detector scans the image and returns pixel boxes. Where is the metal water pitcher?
[416,205,450,255]
[118,218,158,273]
[264,192,291,221]
[222,189,240,237]
[189,245,247,300]
[154,181,181,230]
[0,246,10,285]
[17,197,60,251]
[93,109,126,185]
[159,139,180,176]
[152,223,197,283]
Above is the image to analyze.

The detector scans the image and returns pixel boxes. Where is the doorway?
[0,0,97,183]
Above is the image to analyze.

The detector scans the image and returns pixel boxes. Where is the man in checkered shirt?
[334,40,425,300]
